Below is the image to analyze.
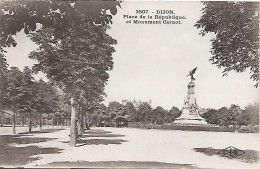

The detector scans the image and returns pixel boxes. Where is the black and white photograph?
[0,0,259,168]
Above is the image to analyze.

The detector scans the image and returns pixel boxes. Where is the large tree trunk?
[47,114,49,128]
[78,107,84,136]
[61,118,63,128]
[83,115,87,129]
[52,118,54,128]
[77,119,81,135]
[12,106,16,134]
[29,111,32,133]
[39,114,42,131]
[70,97,77,147]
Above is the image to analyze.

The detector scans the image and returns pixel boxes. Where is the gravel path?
[1,127,258,169]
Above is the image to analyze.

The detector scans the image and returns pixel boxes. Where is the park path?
[1,127,259,169]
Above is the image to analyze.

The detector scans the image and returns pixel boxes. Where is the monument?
[174,67,207,125]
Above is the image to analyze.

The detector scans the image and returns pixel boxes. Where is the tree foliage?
[0,0,120,51]
[19,67,34,112]
[245,102,259,126]
[149,106,167,125]
[4,67,24,133]
[2,66,65,132]
[34,79,60,116]
[137,102,153,122]
[107,101,122,114]
[4,67,23,110]
[195,2,259,86]
[86,101,181,127]
[29,24,116,96]
[123,102,137,121]
[0,53,8,108]
[169,106,181,120]
[203,103,259,128]
[202,108,217,124]
[0,0,120,113]
[0,1,120,144]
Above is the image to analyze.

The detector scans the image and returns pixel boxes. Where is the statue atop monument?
[187,67,197,81]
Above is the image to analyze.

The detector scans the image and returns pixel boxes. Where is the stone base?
[174,119,208,125]
[174,108,207,125]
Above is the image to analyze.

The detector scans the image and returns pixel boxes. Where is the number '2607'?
[136,10,148,14]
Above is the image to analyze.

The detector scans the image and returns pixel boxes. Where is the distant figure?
[187,67,197,81]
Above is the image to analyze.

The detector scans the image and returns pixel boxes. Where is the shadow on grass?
[63,129,127,147]
[43,160,200,168]
[19,128,65,135]
[0,145,61,166]
[76,138,127,147]
[81,129,125,138]
[194,147,259,163]
[81,134,124,138]
[85,129,112,134]
[0,130,63,166]
[0,135,54,145]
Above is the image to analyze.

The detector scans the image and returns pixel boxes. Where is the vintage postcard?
[0,0,259,168]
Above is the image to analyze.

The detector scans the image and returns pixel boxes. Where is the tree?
[34,79,60,130]
[237,110,250,127]
[150,106,167,125]
[28,10,118,146]
[4,67,23,134]
[0,54,8,109]
[0,1,120,52]
[107,101,123,114]
[92,103,107,127]
[204,107,229,126]
[244,102,259,126]
[225,104,242,128]
[1,1,120,146]
[195,2,259,86]
[202,109,217,124]
[56,90,71,127]
[137,102,153,122]
[18,66,35,132]
[123,102,137,122]
[168,106,181,122]
[77,93,105,135]
[215,107,229,127]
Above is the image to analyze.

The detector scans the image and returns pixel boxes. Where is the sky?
[4,1,258,110]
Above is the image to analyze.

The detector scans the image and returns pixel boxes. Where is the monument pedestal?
[174,108,207,125]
